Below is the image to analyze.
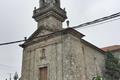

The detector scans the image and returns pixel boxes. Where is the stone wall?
[82,42,105,79]
[21,32,105,80]
[61,34,105,80]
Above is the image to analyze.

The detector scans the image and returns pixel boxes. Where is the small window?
[39,67,48,80]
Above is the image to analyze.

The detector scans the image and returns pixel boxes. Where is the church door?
[39,67,48,80]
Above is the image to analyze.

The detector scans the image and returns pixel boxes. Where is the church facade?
[20,0,105,80]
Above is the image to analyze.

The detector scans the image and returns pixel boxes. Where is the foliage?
[105,52,120,80]
[92,75,104,80]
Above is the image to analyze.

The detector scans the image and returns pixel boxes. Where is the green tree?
[105,52,120,80]
[92,75,104,80]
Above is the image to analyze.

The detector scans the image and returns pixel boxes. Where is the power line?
[74,16,120,29]
[73,12,120,29]
[0,37,27,46]
[0,12,120,46]
[0,40,24,46]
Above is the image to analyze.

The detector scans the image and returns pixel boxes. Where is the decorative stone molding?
[40,48,46,60]
[33,4,67,22]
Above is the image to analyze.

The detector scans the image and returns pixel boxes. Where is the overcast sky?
[0,0,120,80]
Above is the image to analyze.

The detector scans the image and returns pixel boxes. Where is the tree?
[92,75,104,80]
[105,52,120,80]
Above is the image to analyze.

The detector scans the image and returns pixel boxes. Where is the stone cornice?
[20,28,105,54]
[20,28,84,48]
[33,4,67,22]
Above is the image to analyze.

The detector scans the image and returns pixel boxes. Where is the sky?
[0,0,120,80]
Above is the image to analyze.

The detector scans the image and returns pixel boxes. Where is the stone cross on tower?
[40,0,60,7]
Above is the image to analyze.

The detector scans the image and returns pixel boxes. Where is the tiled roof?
[101,45,120,52]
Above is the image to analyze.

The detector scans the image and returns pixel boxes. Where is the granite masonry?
[20,0,105,80]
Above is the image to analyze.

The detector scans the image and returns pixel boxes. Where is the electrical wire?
[74,16,120,29]
[0,37,27,46]
[0,12,120,46]
[73,12,120,29]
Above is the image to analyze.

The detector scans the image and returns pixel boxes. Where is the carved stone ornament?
[40,0,60,7]
[40,48,46,59]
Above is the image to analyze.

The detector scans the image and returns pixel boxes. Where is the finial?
[34,7,37,13]
[24,37,27,41]
[66,20,70,28]
[63,8,66,11]
[34,7,36,10]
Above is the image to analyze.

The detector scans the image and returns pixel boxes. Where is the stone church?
[20,0,105,80]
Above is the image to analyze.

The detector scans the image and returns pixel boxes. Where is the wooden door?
[39,67,48,80]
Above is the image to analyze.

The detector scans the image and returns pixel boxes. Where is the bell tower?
[33,0,67,31]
